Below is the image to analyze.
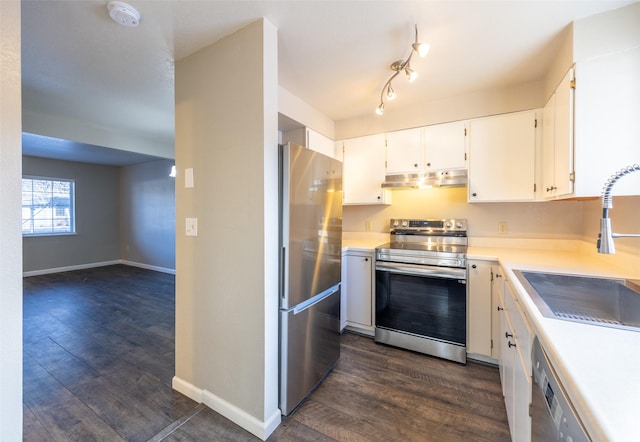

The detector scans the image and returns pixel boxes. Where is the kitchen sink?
[513,270,640,332]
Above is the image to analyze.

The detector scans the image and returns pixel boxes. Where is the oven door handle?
[375,261,466,280]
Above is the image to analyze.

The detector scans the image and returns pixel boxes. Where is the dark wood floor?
[23,265,510,441]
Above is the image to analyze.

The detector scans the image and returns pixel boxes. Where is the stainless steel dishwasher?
[531,337,590,441]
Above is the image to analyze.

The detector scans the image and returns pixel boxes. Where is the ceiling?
[21,0,635,165]
[22,133,165,166]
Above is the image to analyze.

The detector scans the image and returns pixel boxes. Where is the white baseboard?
[120,260,175,275]
[23,260,176,277]
[172,376,203,403]
[171,376,281,441]
[23,260,121,277]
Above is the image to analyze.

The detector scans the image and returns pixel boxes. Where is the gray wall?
[22,156,120,272]
[120,159,175,271]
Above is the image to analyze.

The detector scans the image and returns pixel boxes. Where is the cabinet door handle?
[364,258,369,262]
[496,274,502,278]
[471,264,477,269]
[505,332,513,338]
[377,195,381,200]
[426,162,431,167]
[472,192,478,197]
[414,163,419,168]
[508,341,517,348]
[497,306,504,311]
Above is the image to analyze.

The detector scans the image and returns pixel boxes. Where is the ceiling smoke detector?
[107,1,141,27]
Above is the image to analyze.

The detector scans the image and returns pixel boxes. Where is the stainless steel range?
[375,218,468,363]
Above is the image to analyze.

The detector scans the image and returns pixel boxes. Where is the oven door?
[375,261,467,346]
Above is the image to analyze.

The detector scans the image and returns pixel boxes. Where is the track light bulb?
[405,67,418,83]
[413,42,430,58]
[376,102,385,115]
[386,84,396,100]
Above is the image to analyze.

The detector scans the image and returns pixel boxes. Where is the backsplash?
[343,190,640,275]
[343,187,584,239]
[582,195,640,257]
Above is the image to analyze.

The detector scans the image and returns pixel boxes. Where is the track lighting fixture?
[376,25,430,115]
[386,84,396,100]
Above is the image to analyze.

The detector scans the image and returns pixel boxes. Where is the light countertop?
[342,233,640,441]
[469,245,640,442]
[342,232,388,252]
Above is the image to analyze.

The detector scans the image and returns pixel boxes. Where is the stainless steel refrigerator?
[279,142,342,416]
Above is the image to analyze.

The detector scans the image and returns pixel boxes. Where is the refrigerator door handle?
[292,284,340,315]
[280,246,287,301]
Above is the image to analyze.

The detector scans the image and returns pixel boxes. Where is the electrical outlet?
[186,217,198,236]
[498,222,508,234]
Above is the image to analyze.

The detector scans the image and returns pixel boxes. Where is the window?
[22,177,75,236]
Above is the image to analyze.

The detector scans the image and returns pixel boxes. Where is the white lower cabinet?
[342,250,375,335]
[467,260,493,358]
[494,267,533,442]
[513,347,532,442]
[491,265,504,361]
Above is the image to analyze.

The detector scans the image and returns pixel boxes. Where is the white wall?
[174,18,280,440]
[120,159,175,272]
[542,23,574,101]
[279,86,335,140]
[573,2,640,63]
[22,109,174,160]
[0,1,22,439]
[335,80,544,140]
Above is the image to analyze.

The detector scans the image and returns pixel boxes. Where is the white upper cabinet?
[468,111,538,202]
[424,120,467,171]
[542,68,575,200]
[384,122,467,175]
[306,128,337,159]
[572,46,640,198]
[341,134,392,205]
[385,127,423,174]
[281,127,338,160]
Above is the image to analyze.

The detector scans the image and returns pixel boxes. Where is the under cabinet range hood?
[382,169,468,189]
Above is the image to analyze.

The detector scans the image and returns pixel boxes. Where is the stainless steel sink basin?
[513,270,640,332]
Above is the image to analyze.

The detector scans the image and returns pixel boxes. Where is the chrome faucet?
[597,164,640,254]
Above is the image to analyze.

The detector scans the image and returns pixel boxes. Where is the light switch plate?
[185,168,194,188]
[186,217,198,236]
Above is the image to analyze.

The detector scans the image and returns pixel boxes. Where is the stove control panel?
[390,218,467,233]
